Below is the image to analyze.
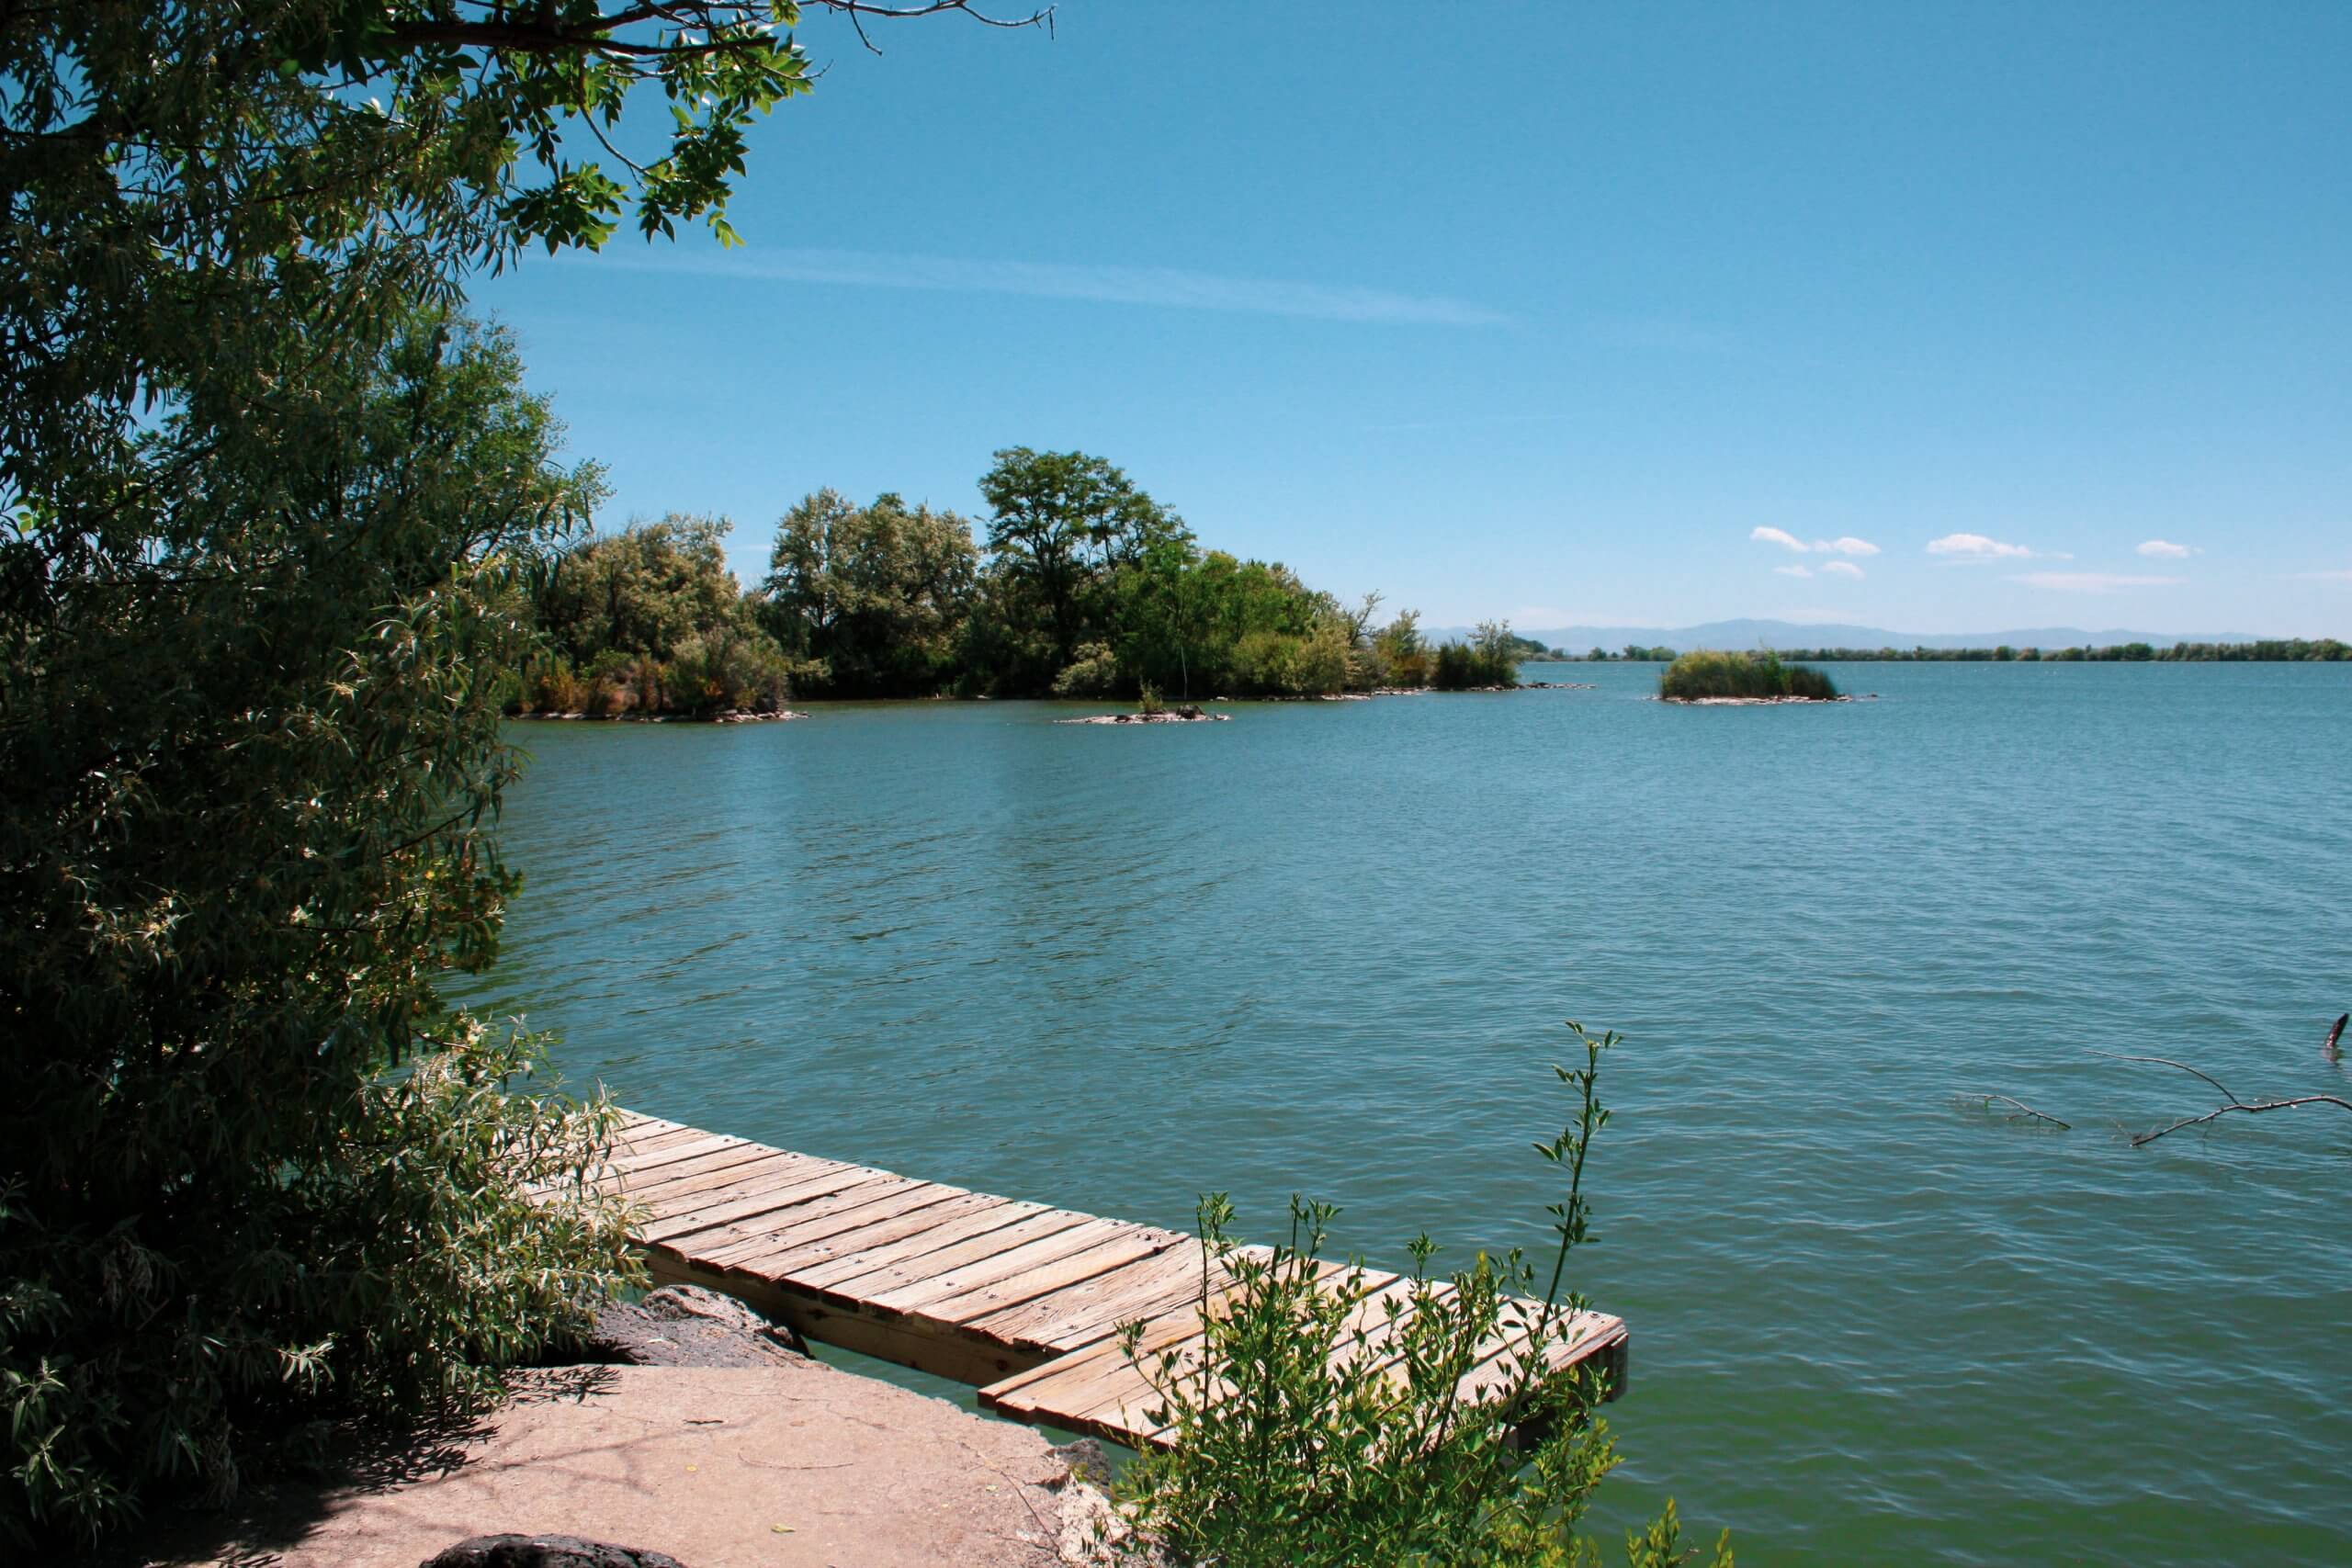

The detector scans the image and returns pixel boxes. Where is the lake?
[468,661,2352,1565]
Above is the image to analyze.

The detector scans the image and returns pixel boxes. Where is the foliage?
[1052,641,1128,699]
[760,452,1415,702]
[1502,630,1562,661]
[1373,610,1434,688]
[1114,1026,1728,1568]
[1766,639,2351,662]
[0,312,639,1545]
[759,490,980,696]
[978,447,1194,675]
[1430,621,1523,690]
[1658,650,1838,701]
[526,515,793,715]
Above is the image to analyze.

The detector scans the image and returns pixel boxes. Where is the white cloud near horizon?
[2136,539,2197,558]
[579,246,1509,326]
[2010,571,2186,593]
[1822,559,1866,579]
[1928,532,2070,562]
[1750,526,1878,556]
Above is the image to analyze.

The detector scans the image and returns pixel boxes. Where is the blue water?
[469,662,2352,1564]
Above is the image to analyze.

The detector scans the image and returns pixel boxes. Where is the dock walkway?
[595,1111,1627,1448]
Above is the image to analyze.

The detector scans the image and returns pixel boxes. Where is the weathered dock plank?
[585,1112,1627,1448]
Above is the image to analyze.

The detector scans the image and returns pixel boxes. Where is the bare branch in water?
[2085,1050,2242,1105]
[2130,1095,2352,1148]
[1961,1092,2072,1131]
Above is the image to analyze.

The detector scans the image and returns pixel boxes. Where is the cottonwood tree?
[978,446,1193,671]
[762,489,981,695]
[0,0,1043,1543]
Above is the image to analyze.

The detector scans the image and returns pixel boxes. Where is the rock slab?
[423,1535,686,1568]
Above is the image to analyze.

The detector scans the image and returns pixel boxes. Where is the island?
[1658,649,1844,704]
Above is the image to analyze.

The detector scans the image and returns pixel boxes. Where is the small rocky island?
[1058,702,1228,724]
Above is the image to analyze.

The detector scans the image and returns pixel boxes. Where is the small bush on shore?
[1114,1026,1730,1568]
[1659,649,1838,701]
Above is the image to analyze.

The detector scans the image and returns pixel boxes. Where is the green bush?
[1053,640,1127,698]
[1658,650,1839,701]
[1114,1026,1729,1568]
[1430,622,1521,691]
[0,315,642,1548]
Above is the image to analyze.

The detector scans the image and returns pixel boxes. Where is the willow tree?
[0,0,1043,1544]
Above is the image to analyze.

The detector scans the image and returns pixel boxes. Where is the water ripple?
[466,667,2352,1565]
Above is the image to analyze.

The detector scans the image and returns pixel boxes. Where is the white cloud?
[1772,564,1813,578]
[2136,539,2196,558]
[2010,571,2185,593]
[1928,532,2068,561]
[1751,527,1881,556]
[578,247,1508,325]
[1821,560,1866,580]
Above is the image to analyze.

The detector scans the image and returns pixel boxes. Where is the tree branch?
[1960,1092,2071,1131]
[2130,1095,2352,1148]
[2084,1049,2241,1105]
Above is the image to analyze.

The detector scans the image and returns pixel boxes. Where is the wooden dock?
[593,1111,1627,1448]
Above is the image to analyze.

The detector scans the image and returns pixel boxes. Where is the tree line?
[1717,640,2352,662]
[516,447,1527,714]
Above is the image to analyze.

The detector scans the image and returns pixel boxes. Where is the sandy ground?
[132,1363,1117,1568]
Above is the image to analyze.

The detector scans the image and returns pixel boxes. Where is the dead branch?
[2129,1095,2352,1148]
[2084,1050,2240,1105]
[1960,1092,2071,1131]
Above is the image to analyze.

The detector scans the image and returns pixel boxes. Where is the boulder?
[421,1534,687,1568]
[573,1285,809,1369]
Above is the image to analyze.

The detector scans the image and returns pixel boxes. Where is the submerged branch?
[1961,1092,2072,1131]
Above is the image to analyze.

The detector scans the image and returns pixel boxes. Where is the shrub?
[1114,1025,1730,1568]
[0,315,641,1548]
[1053,640,1127,698]
[1658,650,1838,701]
[1294,616,1354,696]
[1430,642,1478,690]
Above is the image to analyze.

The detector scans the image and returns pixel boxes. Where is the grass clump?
[1112,1025,1730,1568]
[1658,649,1838,702]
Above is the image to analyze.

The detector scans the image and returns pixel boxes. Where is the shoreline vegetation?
[1659,649,1842,703]
[507,451,1538,721]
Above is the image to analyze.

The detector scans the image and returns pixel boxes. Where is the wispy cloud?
[580,246,1509,326]
[1928,532,2068,562]
[1750,527,1879,556]
[1822,559,1865,580]
[1773,564,1813,578]
[2010,571,2185,593]
[2136,539,2197,558]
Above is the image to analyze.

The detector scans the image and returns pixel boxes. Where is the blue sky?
[468,2,2351,636]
